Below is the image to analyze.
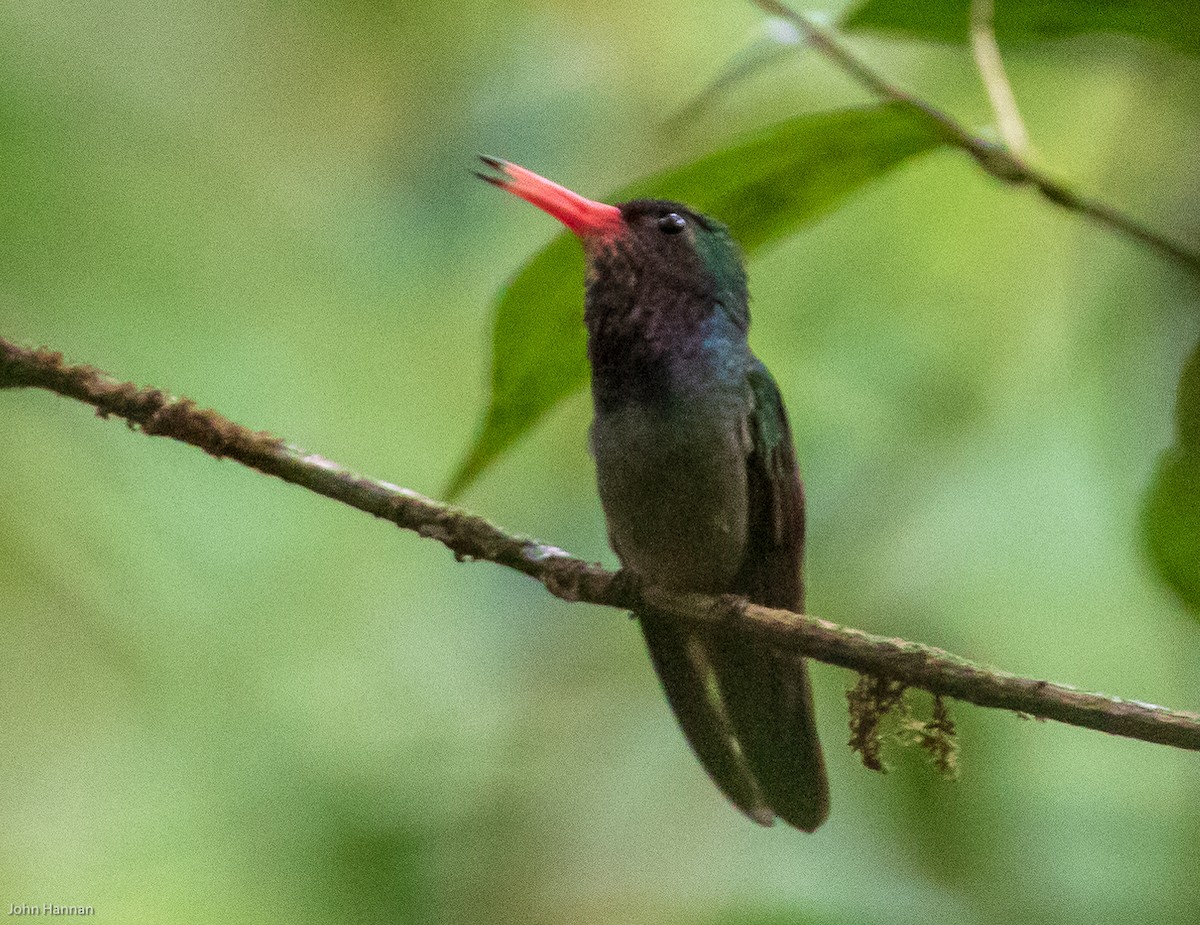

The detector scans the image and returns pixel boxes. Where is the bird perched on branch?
[478,157,829,831]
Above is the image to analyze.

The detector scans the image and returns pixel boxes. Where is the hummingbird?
[477,157,830,831]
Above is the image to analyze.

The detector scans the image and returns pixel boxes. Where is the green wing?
[638,361,829,831]
[712,360,829,831]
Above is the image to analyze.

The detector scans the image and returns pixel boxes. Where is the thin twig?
[750,0,1200,278]
[4,335,1199,752]
[664,17,805,131]
[970,0,1031,158]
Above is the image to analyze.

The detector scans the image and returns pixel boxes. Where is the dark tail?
[640,610,829,831]
[709,630,829,830]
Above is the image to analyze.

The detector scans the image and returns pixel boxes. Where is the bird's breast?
[590,395,750,594]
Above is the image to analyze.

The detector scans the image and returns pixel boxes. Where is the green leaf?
[843,0,1199,56]
[1144,340,1200,615]
[446,103,948,498]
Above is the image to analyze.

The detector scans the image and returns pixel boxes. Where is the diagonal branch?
[4,335,1199,752]
[751,0,1200,278]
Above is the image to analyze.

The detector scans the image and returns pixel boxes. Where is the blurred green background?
[2,2,1198,923]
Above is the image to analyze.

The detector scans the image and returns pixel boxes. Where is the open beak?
[476,156,624,240]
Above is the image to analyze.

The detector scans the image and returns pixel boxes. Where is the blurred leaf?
[842,0,1199,55]
[446,103,948,498]
[1144,340,1200,615]
[699,910,850,925]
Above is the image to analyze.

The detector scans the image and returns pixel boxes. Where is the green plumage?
[584,201,829,831]
[479,160,829,830]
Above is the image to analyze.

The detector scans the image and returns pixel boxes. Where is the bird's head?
[477,157,748,325]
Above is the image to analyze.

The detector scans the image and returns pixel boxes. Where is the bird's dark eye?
[658,212,687,234]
